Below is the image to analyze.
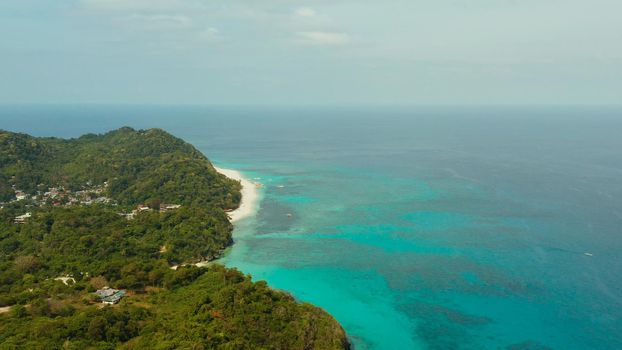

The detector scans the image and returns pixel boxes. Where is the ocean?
[2,105,622,349]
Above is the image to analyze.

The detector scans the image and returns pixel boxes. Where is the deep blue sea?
[2,105,622,349]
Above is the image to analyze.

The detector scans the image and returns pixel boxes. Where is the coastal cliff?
[0,127,350,349]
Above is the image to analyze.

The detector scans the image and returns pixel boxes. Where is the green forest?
[0,127,241,207]
[0,128,349,350]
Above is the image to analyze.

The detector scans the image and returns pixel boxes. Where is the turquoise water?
[2,105,622,349]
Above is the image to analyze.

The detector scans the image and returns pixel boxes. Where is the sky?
[0,0,621,106]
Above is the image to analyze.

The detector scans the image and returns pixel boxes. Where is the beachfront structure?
[94,287,126,305]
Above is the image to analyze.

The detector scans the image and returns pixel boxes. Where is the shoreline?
[190,165,259,269]
[214,166,259,223]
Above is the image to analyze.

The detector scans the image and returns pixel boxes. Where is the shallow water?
[3,105,622,349]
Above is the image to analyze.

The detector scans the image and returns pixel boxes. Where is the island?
[0,127,350,349]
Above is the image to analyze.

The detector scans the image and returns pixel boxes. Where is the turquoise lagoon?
[2,105,622,349]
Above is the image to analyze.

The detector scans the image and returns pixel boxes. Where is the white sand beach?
[174,165,259,269]
[214,166,259,223]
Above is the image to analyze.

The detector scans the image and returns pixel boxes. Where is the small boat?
[584,252,593,257]
[277,185,285,188]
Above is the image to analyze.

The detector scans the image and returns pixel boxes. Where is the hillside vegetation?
[0,128,349,350]
[0,127,241,207]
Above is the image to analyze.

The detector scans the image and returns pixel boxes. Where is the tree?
[14,255,40,273]
[10,304,27,318]
[88,316,108,341]
[90,276,109,290]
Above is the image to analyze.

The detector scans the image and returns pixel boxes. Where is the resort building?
[160,204,181,212]
[136,204,151,212]
[14,212,31,224]
[15,191,27,201]
[94,287,126,305]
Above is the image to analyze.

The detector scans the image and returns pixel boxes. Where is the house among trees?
[14,191,27,201]
[120,203,182,219]
[136,204,151,212]
[94,287,126,305]
[160,203,181,212]
[14,212,31,224]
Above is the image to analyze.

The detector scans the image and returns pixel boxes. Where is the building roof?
[95,287,126,303]
[15,212,32,220]
[102,290,126,303]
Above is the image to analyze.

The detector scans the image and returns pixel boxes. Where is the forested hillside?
[0,127,241,207]
[0,128,349,350]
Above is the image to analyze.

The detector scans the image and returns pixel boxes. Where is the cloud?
[120,14,193,28]
[295,7,317,18]
[81,0,198,12]
[297,31,351,45]
[199,27,222,42]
